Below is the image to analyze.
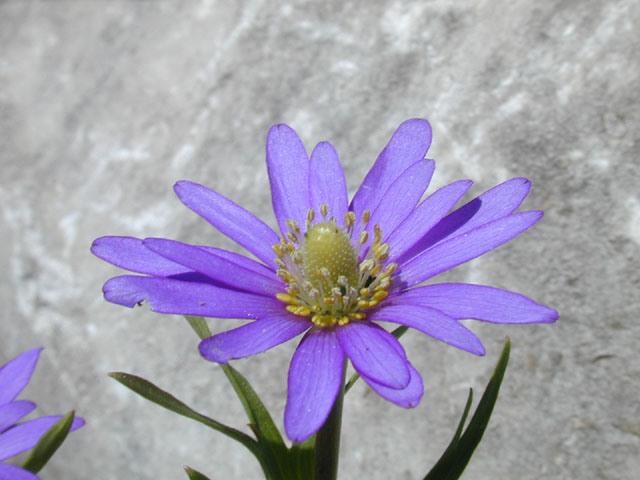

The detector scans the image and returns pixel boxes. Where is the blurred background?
[1,1,638,478]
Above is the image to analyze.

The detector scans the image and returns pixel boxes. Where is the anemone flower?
[0,348,84,480]
[92,119,557,442]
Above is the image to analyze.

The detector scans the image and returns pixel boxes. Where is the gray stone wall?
[1,1,638,478]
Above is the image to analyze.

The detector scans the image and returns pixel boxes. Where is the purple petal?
[266,124,311,236]
[351,119,432,215]
[363,362,424,408]
[0,415,84,461]
[397,211,543,288]
[335,321,410,389]
[91,236,191,276]
[199,246,276,277]
[103,275,283,319]
[174,181,280,268]
[0,464,40,480]
[364,159,435,242]
[402,178,532,259]
[0,348,42,405]
[0,401,36,433]
[284,329,344,443]
[199,316,310,363]
[309,142,348,226]
[143,238,282,296]
[400,284,559,324]
[387,180,472,263]
[369,304,485,355]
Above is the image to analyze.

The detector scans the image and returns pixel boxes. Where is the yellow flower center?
[273,204,397,328]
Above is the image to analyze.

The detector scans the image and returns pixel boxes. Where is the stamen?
[273,206,397,329]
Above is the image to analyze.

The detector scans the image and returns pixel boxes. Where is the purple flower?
[92,119,557,442]
[0,348,84,480]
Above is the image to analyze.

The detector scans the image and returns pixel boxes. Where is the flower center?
[273,204,397,328]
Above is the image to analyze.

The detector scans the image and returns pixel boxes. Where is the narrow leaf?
[185,316,289,479]
[22,411,75,473]
[424,338,511,480]
[108,372,259,456]
[184,465,212,480]
[221,364,289,479]
[422,390,473,479]
[185,315,212,340]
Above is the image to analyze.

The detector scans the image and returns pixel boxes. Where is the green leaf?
[221,363,290,479]
[345,325,408,393]
[108,372,261,460]
[183,316,290,479]
[184,465,212,480]
[185,315,212,340]
[22,410,76,473]
[424,338,511,480]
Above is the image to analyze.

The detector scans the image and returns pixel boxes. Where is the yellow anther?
[324,297,334,305]
[370,264,383,276]
[374,243,389,258]
[359,287,370,296]
[357,299,369,308]
[362,210,371,225]
[338,316,350,326]
[286,305,311,316]
[320,203,329,218]
[276,293,298,304]
[286,231,298,243]
[272,244,284,258]
[359,231,369,245]
[372,290,388,302]
[351,312,367,320]
[367,300,379,308]
[344,211,356,228]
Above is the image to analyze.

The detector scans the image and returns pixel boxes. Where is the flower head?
[92,119,557,442]
[0,348,84,479]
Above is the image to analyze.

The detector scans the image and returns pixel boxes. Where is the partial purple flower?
[92,119,557,442]
[0,349,84,480]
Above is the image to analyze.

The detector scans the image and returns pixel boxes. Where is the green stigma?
[301,221,360,293]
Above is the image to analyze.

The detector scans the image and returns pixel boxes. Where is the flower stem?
[313,361,346,480]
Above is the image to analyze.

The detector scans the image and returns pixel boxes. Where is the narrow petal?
[285,329,344,443]
[0,348,42,405]
[336,321,410,389]
[397,211,543,288]
[351,119,432,215]
[143,238,282,296]
[363,362,423,408]
[0,415,84,461]
[199,316,310,363]
[103,275,283,319]
[266,124,311,235]
[174,181,280,268]
[0,464,40,480]
[403,178,532,258]
[91,236,191,276]
[0,401,36,433]
[387,180,472,263]
[364,159,435,241]
[309,142,348,225]
[369,304,485,355]
[400,284,559,324]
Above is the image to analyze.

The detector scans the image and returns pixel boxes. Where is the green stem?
[313,361,346,480]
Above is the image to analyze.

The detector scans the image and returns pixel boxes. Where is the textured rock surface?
[1,1,638,478]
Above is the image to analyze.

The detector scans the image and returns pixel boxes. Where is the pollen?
[273,203,397,328]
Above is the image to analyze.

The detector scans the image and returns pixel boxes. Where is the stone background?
[1,1,638,479]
